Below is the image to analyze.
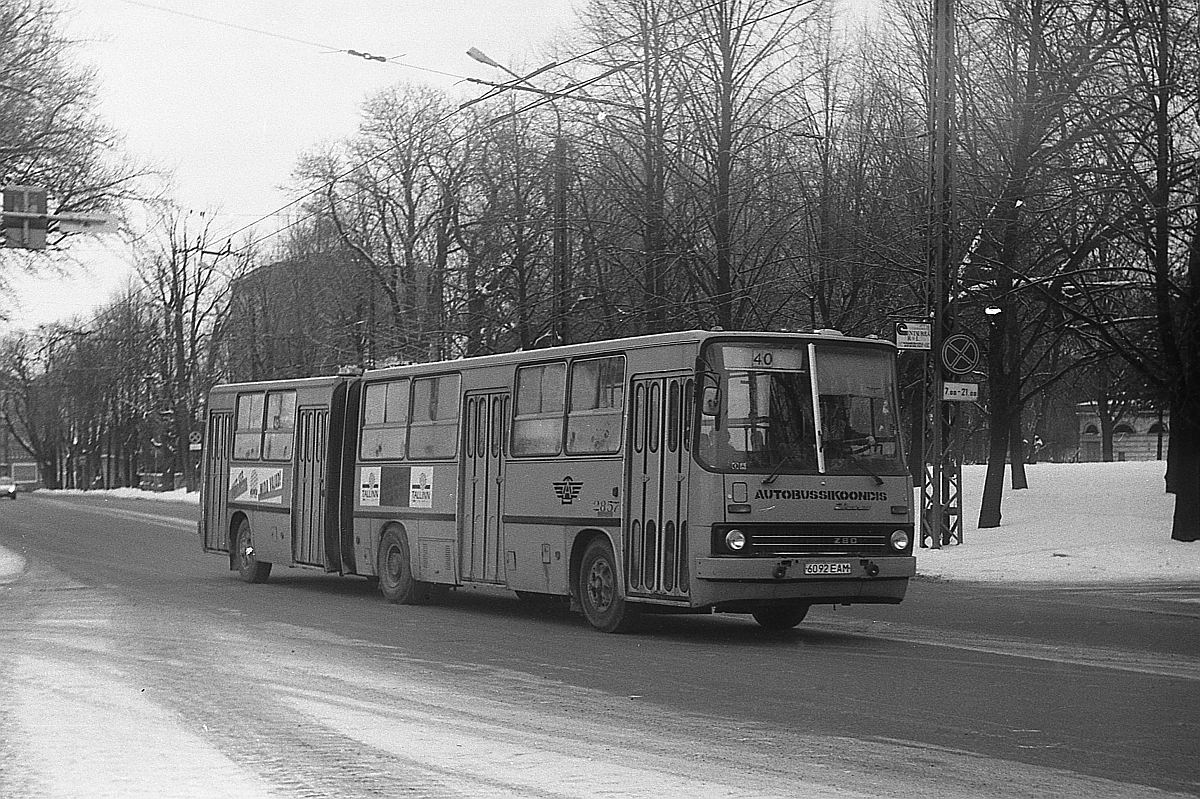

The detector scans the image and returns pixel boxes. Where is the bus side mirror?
[701,386,721,416]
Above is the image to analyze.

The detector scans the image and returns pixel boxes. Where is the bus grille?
[713,523,907,557]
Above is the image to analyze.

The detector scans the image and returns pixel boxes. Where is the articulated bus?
[200,330,916,632]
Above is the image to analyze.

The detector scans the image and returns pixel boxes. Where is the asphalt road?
[1,492,1197,797]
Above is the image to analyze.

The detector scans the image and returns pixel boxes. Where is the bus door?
[202,411,233,553]
[292,407,329,568]
[626,374,692,600]
[459,391,509,583]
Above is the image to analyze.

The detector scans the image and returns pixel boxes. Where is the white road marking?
[280,690,874,799]
[807,617,1200,681]
[31,496,195,532]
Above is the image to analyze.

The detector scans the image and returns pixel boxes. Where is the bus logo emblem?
[553,476,583,504]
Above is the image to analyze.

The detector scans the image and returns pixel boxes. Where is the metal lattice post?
[920,0,958,549]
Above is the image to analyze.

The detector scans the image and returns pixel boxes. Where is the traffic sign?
[2,185,48,249]
[895,321,932,350]
[941,333,981,374]
[943,382,979,401]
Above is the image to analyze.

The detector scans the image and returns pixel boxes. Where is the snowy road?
[1,493,1198,798]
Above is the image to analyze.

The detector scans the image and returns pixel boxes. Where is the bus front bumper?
[695,555,916,582]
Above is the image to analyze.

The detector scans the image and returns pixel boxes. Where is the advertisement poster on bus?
[360,466,381,507]
[228,467,285,504]
[359,465,434,508]
[410,466,433,508]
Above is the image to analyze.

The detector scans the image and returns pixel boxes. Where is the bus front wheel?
[751,603,809,630]
[235,520,271,583]
[578,539,638,633]
[377,529,435,604]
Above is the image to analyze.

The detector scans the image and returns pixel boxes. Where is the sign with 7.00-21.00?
[943,382,979,402]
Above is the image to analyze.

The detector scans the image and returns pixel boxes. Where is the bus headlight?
[725,529,747,552]
[890,529,910,551]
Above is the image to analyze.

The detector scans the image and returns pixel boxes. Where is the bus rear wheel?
[377,529,436,604]
[752,603,809,630]
[578,539,638,633]
[235,520,271,583]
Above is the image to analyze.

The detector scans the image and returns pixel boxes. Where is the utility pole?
[553,132,570,345]
[466,48,571,346]
[921,0,963,548]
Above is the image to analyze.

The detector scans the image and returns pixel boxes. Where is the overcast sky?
[6,0,577,329]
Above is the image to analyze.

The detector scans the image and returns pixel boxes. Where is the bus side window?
[512,362,566,457]
[262,391,297,461]
[360,380,408,460]
[408,374,460,459]
[683,378,694,451]
[233,392,265,460]
[566,356,624,455]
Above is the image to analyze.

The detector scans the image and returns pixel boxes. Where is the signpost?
[942,382,979,401]
[941,333,981,375]
[940,333,980,403]
[895,321,932,351]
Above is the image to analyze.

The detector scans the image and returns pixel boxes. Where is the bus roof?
[360,329,895,381]
[210,330,896,392]
[209,373,351,396]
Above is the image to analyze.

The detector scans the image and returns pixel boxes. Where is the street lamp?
[466,47,509,75]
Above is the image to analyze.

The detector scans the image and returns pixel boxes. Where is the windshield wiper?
[762,454,798,485]
[843,451,885,486]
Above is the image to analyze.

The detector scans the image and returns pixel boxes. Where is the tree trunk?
[978,316,1013,528]
[1164,396,1179,493]
[1010,412,1028,489]
[979,417,1008,529]
[1168,190,1200,540]
[1097,381,1115,462]
[1169,391,1200,541]
[907,372,924,488]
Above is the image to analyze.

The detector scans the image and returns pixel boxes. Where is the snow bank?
[918,461,1198,584]
[35,486,201,505]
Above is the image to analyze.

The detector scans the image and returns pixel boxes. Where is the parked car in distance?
[0,476,16,500]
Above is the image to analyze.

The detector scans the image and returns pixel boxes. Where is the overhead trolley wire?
[116,0,470,82]
[124,0,819,255]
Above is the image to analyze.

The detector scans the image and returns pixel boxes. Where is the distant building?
[1076,403,1169,462]
[222,252,371,381]
[1,412,41,488]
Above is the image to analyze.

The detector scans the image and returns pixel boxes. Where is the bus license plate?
[805,562,852,576]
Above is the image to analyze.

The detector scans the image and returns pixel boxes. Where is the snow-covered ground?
[920,461,1198,583]
[2,461,1197,585]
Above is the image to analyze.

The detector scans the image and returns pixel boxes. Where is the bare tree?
[1021,0,1199,539]
[0,0,148,306]
[136,205,245,490]
[0,331,62,485]
[296,84,465,363]
[576,0,692,333]
[945,0,1132,528]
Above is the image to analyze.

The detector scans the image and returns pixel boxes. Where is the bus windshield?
[696,341,904,477]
